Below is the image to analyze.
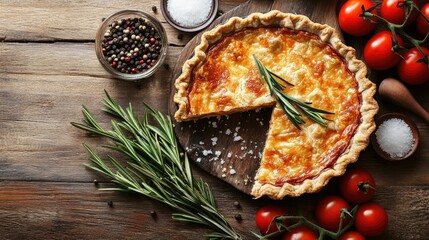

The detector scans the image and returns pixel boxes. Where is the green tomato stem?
[360,0,429,67]
[261,205,359,240]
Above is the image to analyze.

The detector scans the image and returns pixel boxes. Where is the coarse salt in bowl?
[95,10,168,81]
[160,0,219,32]
[371,113,420,161]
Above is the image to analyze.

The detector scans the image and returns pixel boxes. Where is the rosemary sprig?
[71,91,241,240]
[253,55,333,129]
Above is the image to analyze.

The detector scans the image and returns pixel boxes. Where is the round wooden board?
[168,0,341,195]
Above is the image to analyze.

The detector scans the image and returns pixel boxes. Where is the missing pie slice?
[174,11,378,199]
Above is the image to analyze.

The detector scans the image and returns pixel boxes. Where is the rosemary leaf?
[71,92,241,240]
[253,55,333,128]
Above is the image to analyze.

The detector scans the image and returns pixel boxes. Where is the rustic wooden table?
[1,0,428,239]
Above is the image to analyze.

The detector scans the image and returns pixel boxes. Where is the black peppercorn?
[150,210,157,219]
[233,201,241,209]
[234,214,242,222]
[152,6,157,13]
[177,33,183,40]
[107,200,113,207]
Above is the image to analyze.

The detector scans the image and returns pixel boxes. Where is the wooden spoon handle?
[379,78,429,123]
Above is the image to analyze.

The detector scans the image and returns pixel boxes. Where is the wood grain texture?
[1,0,429,239]
[0,0,246,45]
[1,181,428,239]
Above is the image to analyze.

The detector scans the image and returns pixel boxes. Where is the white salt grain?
[215,151,221,157]
[375,118,414,158]
[167,0,213,27]
[211,137,218,146]
[225,129,231,135]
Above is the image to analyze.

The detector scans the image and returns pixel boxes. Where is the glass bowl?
[95,10,168,81]
[160,0,219,32]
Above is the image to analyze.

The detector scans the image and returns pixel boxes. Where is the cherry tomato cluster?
[339,0,429,85]
[255,169,388,239]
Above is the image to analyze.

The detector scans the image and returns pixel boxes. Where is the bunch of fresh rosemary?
[71,91,241,240]
[253,55,333,129]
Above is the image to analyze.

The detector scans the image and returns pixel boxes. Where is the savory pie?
[174,11,378,199]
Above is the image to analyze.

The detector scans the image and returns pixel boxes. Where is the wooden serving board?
[168,0,341,195]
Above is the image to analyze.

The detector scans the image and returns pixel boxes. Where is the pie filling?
[185,27,361,186]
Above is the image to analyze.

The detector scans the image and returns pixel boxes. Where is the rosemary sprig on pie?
[71,91,241,240]
[253,55,333,129]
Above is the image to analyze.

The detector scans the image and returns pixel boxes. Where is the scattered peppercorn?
[101,17,163,74]
[93,179,99,186]
[218,10,224,16]
[233,201,241,209]
[152,6,157,13]
[107,200,114,207]
[163,63,170,69]
[234,214,242,222]
[150,210,157,219]
[177,33,183,40]
[102,17,106,22]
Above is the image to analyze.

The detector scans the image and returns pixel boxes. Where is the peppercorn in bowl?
[95,10,168,81]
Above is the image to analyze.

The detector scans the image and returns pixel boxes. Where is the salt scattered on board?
[375,118,414,158]
[167,0,213,27]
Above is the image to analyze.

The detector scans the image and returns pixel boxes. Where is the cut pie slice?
[174,11,378,199]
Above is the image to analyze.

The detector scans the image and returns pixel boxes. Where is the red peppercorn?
[152,59,157,63]
[139,59,145,64]
[112,61,118,67]
[125,56,131,62]
[127,26,132,31]
[131,68,137,73]
[150,38,156,44]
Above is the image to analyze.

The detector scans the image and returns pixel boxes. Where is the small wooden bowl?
[371,113,420,161]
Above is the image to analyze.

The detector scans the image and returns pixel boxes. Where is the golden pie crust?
[174,11,378,199]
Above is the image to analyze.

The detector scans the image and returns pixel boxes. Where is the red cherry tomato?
[315,196,350,232]
[363,31,404,70]
[416,3,429,37]
[398,47,429,85]
[255,205,288,235]
[339,0,378,36]
[355,203,388,237]
[282,226,318,240]
[339,231,366,240]
[380,0,419,26]
[339,168,376,204]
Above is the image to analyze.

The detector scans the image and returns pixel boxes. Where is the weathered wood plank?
[0,181,427,239]
[0,0,246,45]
